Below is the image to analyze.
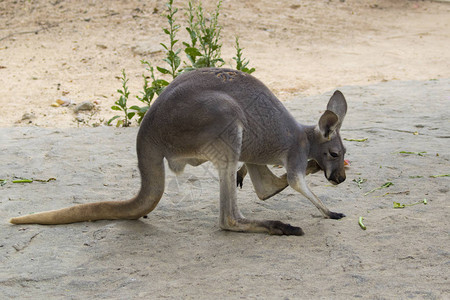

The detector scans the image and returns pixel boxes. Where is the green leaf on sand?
[344,138,368,142]
[364,182,393,196]
[358,216,367,230]
[393,199,427,209]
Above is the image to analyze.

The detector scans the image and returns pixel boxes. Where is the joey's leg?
[246,164,288,200]
[237,160,322,189]
[186,158,207,166]
[287,172,345,219]
[236,164,247,188]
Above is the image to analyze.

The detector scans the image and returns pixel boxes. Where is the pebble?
[75,101,95,112]
[21,112,36,120]
[56,96,73,107]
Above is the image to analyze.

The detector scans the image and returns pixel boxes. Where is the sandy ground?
[1,79,449,298]
[1,0,449,299]
[0,0,449,127]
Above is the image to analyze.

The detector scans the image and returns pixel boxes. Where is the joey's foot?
[328,211,346,219]
[236,172,244,189]
[265,220,304,236]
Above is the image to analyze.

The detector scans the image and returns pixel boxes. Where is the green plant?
[110,0,256,127]
[131,61,169,123]
[108,69,134,127]
[157,0,182,79]
[183,0,224,70]
[233,37,255,74]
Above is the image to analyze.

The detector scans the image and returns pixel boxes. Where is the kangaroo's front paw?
[266,220,304,236]
[328,211,346,219]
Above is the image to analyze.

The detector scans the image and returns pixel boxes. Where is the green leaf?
[127,112,135,120]
[173,56,181,70]
[393,199,427,209]
[130,105,141,111]
[396,151,427,156]
[107,115,120,125]
[12,179,33,183]
[154,79,169,86]
[139,106,149,114]
[352,177,367,189]
[364,182,394,196]
[156,67,171,75]
[194,57,208,68]
[160,43,168,50]
[358,216,367,230]
[111,105,122,111]
[185,47,202,58]
[344,138,368,142]
[118,96,126,107]
[429,174,450,178]
[244,67,255,74]
[393,202,406,209]
[382,182,394,188]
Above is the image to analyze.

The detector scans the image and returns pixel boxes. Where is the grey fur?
[10,68,348,236]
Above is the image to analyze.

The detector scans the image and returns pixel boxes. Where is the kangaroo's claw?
[266,220,305,236]
[328,211,346,219]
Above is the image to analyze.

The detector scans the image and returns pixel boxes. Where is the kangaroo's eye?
[330,152,339,158]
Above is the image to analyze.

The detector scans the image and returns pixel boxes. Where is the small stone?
[131,40,163,56]
[56,96,73,106]
[21,112,36,120]
[51,102,60,107]
[75,101,94,112]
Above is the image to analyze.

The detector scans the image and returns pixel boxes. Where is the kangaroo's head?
[310,90,347,185]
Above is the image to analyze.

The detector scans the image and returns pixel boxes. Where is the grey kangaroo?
[10,68,348,236]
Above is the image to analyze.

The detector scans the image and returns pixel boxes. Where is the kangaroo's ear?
[327,90,347,127]
[318,110,339,139]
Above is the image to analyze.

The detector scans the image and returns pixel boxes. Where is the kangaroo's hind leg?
[205,124,303,236]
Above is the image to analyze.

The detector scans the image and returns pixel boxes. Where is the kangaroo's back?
[140,68,298,157]
[148,68,290,118]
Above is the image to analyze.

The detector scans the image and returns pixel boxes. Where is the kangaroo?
[10,68,348,236]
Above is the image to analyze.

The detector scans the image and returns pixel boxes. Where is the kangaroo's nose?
[328,171,346,185]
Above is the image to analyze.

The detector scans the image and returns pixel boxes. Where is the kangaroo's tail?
[10,150,165,225]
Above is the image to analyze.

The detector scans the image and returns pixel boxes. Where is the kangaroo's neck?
[303,124,318,159]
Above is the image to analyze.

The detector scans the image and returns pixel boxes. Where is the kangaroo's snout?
[328,169,346,185]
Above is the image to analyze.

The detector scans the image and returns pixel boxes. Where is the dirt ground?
[0,0,449,127]
[1,0,449,299]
